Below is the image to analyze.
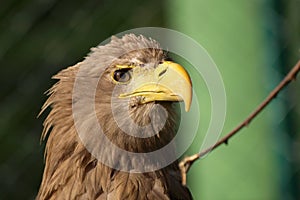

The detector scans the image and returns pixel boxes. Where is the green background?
[0,0,299,199]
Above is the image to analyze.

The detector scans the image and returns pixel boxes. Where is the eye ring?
[112,68,132,84]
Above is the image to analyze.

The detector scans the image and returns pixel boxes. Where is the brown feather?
[37,34,192,200]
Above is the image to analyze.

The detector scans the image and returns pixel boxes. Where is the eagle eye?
[112,69,132,83]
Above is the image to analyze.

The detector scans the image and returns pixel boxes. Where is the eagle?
[37,34,193,200]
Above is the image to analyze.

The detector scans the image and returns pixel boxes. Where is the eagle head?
[38,34,193,200]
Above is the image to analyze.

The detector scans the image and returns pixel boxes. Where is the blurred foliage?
[0,0,164,199]
[267,0,300,199]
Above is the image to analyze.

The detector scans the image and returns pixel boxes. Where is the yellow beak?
[119,61,192,112]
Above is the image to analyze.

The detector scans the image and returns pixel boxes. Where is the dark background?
[0,0,299,199]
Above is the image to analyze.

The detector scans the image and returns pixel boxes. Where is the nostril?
[158,68,168,77]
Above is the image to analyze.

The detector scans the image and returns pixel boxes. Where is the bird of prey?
[37,34,193,200]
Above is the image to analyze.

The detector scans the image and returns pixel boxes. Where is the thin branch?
[180,60,300,186]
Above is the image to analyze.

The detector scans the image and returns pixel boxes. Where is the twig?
[180,60,300,186]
